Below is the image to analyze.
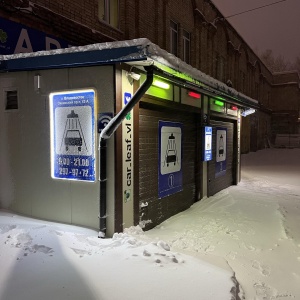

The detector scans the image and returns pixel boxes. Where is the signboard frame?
[203,126,212,161]
[158,120,183,199]
[49,89,96,182]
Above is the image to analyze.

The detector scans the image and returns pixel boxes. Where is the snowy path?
[0,211,236,300]
[138,149,300,299]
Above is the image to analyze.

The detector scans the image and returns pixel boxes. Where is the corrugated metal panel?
[208,120,234,196]
[139,103,197,230]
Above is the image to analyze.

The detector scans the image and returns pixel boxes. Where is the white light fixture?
[126,71,141,84]
[128,72,141,81]
[241,108,256,117]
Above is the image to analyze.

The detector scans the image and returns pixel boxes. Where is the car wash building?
[0,38,258,237]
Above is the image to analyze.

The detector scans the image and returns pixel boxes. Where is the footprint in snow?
[254,282,275,299]
[143,249,151,257]
[241,242,256,251]
[252,260,271,276]
[205,245,215,252]
[70,248,91,257]
[32,244,54,254]
[156,240,170,251]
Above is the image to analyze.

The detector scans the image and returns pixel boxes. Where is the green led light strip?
[214,100,224,107]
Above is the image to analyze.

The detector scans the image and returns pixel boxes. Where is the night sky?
[211,0,300,63]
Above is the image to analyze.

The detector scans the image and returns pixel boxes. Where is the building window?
[215,53,225,82]
[98,0,119,28]
[183,30,190,64]
[5,90,18,110]
[170,20,178,56]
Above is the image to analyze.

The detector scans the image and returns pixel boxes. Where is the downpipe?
[98,66,154,238]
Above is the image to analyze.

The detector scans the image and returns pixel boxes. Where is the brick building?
[1,0,299,151]
[1,0,298,152]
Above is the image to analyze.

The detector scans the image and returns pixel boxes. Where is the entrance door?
[208,120,235,196]
[138,102,199,229]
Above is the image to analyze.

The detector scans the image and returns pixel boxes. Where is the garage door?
[139,102,199,230]
[208,120,235,196]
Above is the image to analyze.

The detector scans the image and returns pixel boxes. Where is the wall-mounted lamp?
[126,71,141,85]
[241,108,256,117]
[34,74,41,92]
[153,79,170,90]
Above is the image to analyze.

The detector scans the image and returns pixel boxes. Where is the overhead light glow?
[153,80,170,90]
[241,108,256,117]
[188,91,201,99]
[214,100,224,107]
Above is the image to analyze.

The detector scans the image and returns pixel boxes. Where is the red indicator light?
[231,106,238,111]
[188,91,201,99]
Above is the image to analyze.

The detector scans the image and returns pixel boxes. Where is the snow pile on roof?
[145,41,258,105]
[0,39,150,60]
[0,38,257,105]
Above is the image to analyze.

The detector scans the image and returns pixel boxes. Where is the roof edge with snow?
[0,38,258,109]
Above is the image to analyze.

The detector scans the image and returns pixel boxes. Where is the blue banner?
[50,90,95,182]
[0,17,71,55]
[158,121,183,198]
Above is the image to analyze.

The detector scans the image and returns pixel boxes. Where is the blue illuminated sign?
[158,121,183,199]
[203,126,212,161]
[50,90,95,182]
[124,92,131,105]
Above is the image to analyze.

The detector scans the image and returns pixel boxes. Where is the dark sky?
[211,0,300,63]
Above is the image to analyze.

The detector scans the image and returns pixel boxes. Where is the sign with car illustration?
[49,89,96,182]
[215,127,227,178]
[158,121,183,198]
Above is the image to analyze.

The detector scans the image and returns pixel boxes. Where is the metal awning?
[0,45,148,71]
[0,38,259,109]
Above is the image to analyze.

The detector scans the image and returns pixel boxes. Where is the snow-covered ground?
[140,148,300,299]
[0,148,299,300]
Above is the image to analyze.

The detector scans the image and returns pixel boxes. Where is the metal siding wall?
[139,104,197,230]
[0,74,30,213]
[208,120,234,196]
[0,66,115,233]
